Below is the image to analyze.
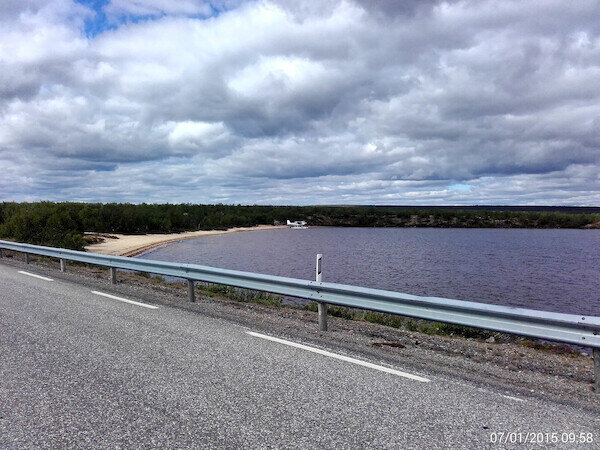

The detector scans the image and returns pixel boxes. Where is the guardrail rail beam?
[2,239,600,391]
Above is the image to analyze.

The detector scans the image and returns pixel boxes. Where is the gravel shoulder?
[2,252,599,415]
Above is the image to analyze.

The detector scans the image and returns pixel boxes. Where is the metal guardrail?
[1,239,599,388]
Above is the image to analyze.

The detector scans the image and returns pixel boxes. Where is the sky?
[0,0,599,205]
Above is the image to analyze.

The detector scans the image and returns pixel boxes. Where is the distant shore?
[85,225,287,257]
[4,203,600,254]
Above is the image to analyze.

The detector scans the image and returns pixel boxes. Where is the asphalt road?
[1,263,599,448]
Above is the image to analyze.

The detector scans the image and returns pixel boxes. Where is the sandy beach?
[85,225,287,257]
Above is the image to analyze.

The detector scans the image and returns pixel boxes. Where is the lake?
[140,227,600,315]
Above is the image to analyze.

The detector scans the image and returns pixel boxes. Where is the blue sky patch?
[75,0,233,37]
[76,0,112,37]
[448,184,474,191]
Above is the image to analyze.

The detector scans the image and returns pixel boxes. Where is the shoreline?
[85,225,287,257]
[80,223,600,257]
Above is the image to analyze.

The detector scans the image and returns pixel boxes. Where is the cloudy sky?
[1,0,599,205]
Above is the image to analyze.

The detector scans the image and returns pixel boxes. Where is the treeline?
[0,202,599,250]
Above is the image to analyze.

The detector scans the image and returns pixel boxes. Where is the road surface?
[1,263,598,448]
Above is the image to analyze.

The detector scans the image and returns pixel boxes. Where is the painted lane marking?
[455,381,527,404]
[91,291,158,310]
[246,331,430,383]
[18,271,54,282]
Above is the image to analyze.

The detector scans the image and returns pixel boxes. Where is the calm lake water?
[140,227,600,315]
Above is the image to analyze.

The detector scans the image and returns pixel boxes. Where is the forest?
[1,202,599,250]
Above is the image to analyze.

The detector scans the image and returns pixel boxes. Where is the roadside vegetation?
[303,302,494,340]
[164,275,284,308]
[1,201,599,250]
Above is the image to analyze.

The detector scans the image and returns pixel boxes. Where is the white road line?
[18,271,54,282]
[456,381,527,404]
[91,291,158,310]
[246,331,431,383]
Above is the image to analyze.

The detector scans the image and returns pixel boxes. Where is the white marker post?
[316,254,327,331]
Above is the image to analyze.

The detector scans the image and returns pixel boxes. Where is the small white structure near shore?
[287,220,307,229]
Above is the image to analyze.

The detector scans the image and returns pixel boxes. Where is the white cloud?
[228,56,330,97]
[105,0,213,18]
[168,121,231,155]
[0,0,599,205]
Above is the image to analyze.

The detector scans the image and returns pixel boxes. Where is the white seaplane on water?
[286,220,308,229]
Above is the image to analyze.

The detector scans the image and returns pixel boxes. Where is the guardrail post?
[25,253,30,264]
[60,258,66,272]
[316,254,327,331]
[110,267,117,285]
[594,348,600,392]
[188,279,195,302]
[0,248,2,258]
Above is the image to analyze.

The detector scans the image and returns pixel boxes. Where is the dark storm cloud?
[0,0,599,204]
